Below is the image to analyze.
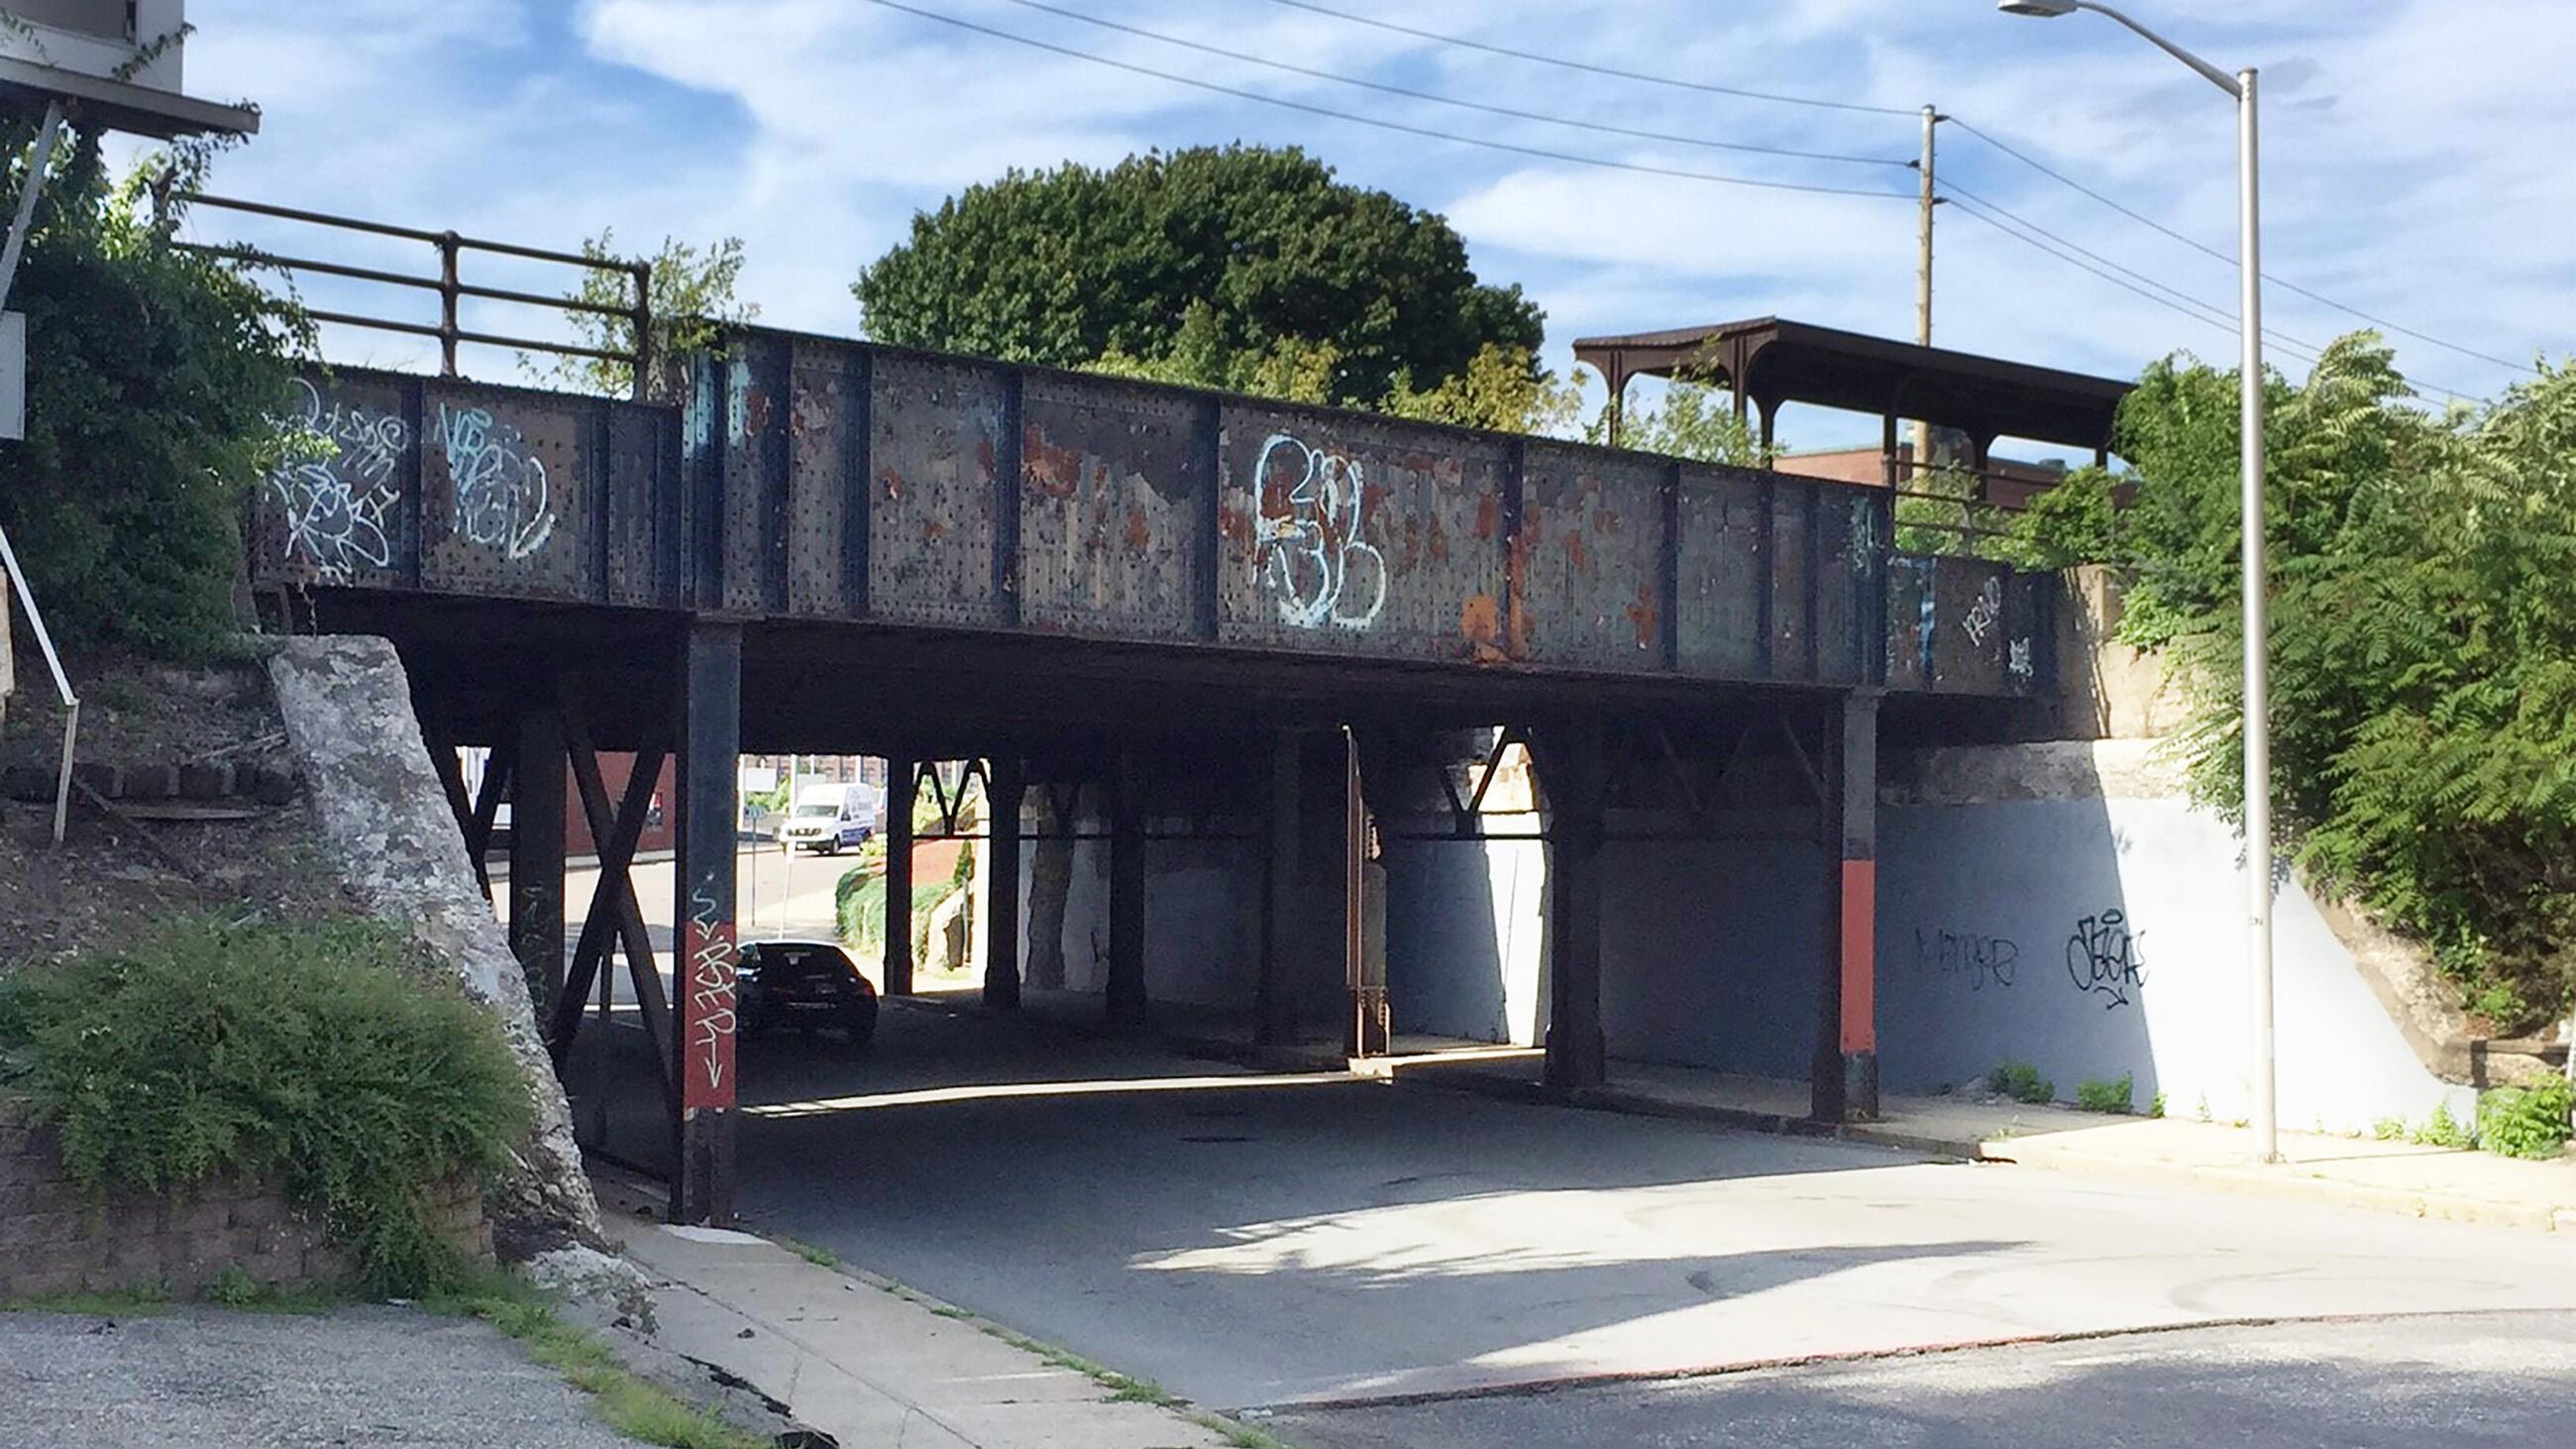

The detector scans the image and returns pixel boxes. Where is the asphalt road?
[722,1007,2576,1414]
[1265,1311,2576,1448]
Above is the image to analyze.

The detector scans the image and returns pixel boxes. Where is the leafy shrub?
[0,127,304,658]
[2148,1092,2167,1119]
[2083,339,2576,1027]
[0,917,530,1295]
[2372,1116,2408,1142]
[2409,1102,2473,1150]
[2475,1078,2574,1162]
[1990,1060,2055,1105]
[2076,1073,2135,1114]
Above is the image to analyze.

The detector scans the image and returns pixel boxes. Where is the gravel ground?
[0,1303,639,1448]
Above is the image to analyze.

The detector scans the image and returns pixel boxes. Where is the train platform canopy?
[1571,316,2134,464]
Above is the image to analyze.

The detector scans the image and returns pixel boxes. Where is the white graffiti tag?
[1961,576,2003,647]
[267,377,403,582]
[1252,432,1387,629]
[684,884,736,1103]
[2007,637,2034,680]
[434,403,555,560]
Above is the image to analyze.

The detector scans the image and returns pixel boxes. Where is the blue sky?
[148,0,2573,449]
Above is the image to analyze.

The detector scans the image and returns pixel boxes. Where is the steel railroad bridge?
[259,323,2094,1221]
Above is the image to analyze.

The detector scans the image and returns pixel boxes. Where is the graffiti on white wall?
[1253,431,1386,629]
[1916,925,2019,992]
[434,402,556,560]
[268,377,404,582]
[2067,909,2148,1008]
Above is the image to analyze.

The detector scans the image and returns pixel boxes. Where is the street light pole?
[1998,0,2277,1165]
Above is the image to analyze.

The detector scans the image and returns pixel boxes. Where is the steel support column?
[673,623,742,1224]
[1255,729,1303,1047]
[1815,692,1880,1123]
[884,757,916,998]
[1343,728,1388,1059]
[983,757,1024,1012]
[508,707,567,1019]
[1106,745,1147,1026]
[1538,720,1608,1091]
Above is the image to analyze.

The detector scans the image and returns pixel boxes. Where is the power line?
[1947,115,2529,374]
[1940,175,2326,359]
[856,0,1917,200]
[1255,0,2523,376]
[1945,191,2483,401]
[989,0,1906,168]
[1249,0,1918,117]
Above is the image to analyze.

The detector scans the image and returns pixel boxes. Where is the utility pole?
[1914,103,1942,479]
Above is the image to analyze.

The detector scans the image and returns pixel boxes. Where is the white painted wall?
[1877,793,2474,1135]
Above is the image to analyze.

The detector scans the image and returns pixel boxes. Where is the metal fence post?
[629,260,653,401]
[436,230,462,377]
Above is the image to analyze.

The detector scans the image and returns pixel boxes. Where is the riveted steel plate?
[1884,553,1939,691]
[1517,443,1667,672]
[1020,375,1209,641]
[1929,554,2011,693]
[1812,483,1878,685]
[603,404,674,609]
[419,380,595,601]
[1673,463,1769,680]
[869,353,1005,628]
[720,335,792,614]
[1217,404,1510,662]
[786,344,861,618]
[1769,474,1813,680]
[256,372,414,591]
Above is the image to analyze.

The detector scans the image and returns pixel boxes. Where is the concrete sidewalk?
[1404,1050,2576,1236]
[596,1177,1244,1448]
[906,990,2576,1237]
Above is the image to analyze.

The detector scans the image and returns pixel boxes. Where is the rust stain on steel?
[1123,507,1149,551]
[1474,494,1499,540]
[1022,423,1084,499]
[744,389,774,438]
[924,516,948,541]
[1624,583,1658,651]
[1505,525,1534,660]
[1563,528,1590,577]
[880,467,904,501]
[976,436,997,478]
[1218,502,1253,552]
[1459,593,1506,663]
[1426,507,1450,564]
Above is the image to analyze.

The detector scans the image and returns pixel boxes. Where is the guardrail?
[161,191,654,397]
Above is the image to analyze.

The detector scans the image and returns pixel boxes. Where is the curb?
[1984,1139,2572,1234]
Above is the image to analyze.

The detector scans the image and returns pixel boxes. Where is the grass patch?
[2,1286,173,1316]
[0,916,531,1297]
[2075,1073,2135,1114]
[777,1237,838,1271]
[2410,1103,2474,1149]
[1989,1060,2054,1106]
[204,1263,344,1315]
[428,1273,768,1449]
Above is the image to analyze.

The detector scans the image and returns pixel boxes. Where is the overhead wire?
[853,0,1918,200]
[985,0,1906,168]
[1248,0,1918,116]
[1253,0,2522,383]
[1946,116,2529,374]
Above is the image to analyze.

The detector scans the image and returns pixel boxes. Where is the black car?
[736,940,878,1048]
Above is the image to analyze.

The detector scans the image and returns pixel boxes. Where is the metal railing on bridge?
[159,190,654,397]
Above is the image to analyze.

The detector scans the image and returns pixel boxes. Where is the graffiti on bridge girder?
[268,377,403,581]
[433,402,556,560]
[1253,431,1386,629]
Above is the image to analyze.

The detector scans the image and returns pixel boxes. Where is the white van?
[779,781,882,854]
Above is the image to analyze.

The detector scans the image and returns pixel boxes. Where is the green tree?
[530,229,755,399]
[2072,334,2576,1024]
[1590,379,1771,466]
[854,144,1544,411]
[0,125,304,658]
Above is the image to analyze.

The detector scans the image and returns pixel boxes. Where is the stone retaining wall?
[0,1098,488,1300]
